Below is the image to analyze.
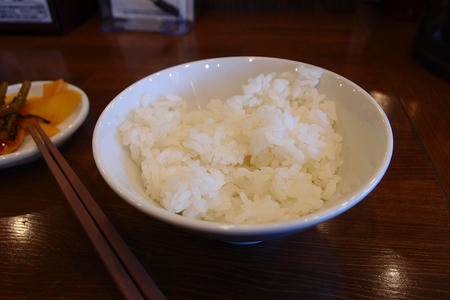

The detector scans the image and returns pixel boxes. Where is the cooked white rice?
[119,65,342,224]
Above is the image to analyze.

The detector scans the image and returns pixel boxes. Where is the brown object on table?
[0,3,449,299]
[25,122,165,300]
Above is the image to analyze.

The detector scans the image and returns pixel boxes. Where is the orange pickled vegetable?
[22,89,81,125]
[38,121,60,137]
[21,118,60,138]
[43,79,68,99]
[4,93,15,104]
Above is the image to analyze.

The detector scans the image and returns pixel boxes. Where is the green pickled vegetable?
[0,80,31,118]
[0,82,7,106]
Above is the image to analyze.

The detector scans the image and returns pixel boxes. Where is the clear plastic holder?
[98,0,194,35]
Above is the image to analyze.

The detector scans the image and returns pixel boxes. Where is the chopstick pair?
[26,122,165,300]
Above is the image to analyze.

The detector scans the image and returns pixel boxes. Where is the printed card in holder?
[0,0,95,34]
[99,0,194,35]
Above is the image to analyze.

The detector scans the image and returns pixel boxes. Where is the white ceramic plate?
[0,81,89,168]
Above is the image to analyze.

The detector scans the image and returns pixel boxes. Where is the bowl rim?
[93,56,393,236]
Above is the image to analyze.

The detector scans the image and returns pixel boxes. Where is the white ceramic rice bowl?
[93,57,393,244]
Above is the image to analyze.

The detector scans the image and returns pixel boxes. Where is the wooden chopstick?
[26,122,166,300]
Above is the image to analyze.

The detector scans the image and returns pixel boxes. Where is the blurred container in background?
[98,0,194,35]
[382,0,428,22]
[0,0,95,34]
[414,0,450,78]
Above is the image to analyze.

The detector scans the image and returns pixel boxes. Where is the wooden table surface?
[1,5,449,299]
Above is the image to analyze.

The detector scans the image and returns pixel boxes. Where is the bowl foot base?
[225,240,263,245]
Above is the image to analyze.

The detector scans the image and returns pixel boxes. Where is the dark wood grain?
[369,16,450,197]
[1,4,449,299]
